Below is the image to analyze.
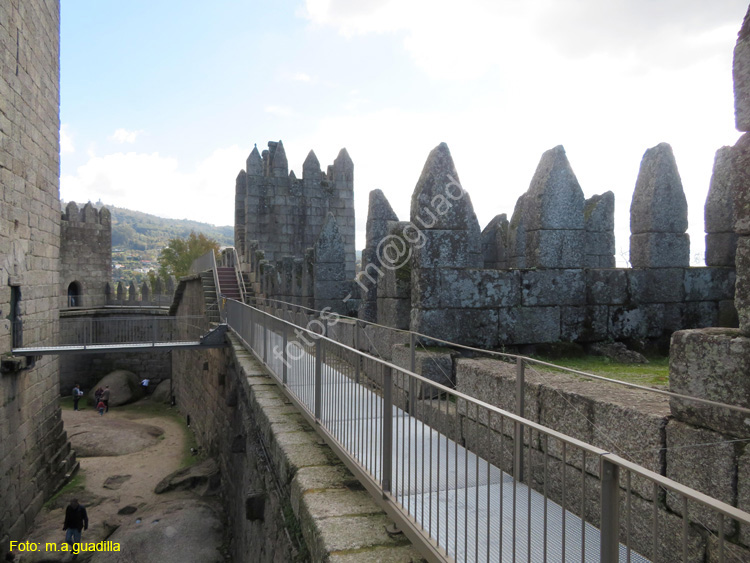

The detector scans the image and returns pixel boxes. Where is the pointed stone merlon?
[705,146,737,267]
[729,134,750,334]
[734,5,750,132]
[303,150,322,182]
[523,145,585,269]
[482,214,509,269]
[629,142,689,268]
[332,148,353,190]
[270,140,288,178]
[584,191,615,268]
[507,194,528,269]
[246,145,263,176]
[409,143,482,269]
[313,213,349,310]
[359,190,400,322]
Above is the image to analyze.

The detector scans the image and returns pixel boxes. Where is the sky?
[59,0,749,264]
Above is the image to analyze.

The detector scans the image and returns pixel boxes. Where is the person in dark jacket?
[62,499,88,559]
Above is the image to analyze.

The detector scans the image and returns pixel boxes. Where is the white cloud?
[60,146,246,226]
[60,124,74,154]
[109,128,144,144]
[264,105,294,117]
[291,72,313,82]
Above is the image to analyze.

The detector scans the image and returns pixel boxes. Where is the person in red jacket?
[62,499,88,559]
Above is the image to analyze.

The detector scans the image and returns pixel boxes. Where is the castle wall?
[60,201,112,308]
[171,277,421,562]
[0,0,74,552]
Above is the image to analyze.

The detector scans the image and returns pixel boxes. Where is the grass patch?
[529,355,669,387]
[45,471,85,510]
[114,400,199,468]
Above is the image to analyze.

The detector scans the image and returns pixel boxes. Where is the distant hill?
[104,205,234,251]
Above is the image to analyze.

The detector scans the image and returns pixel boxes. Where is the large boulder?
[151,379,172,404]
[88,370,144,407]
[90,499,223,563]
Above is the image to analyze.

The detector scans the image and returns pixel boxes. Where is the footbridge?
[11,315,228,356]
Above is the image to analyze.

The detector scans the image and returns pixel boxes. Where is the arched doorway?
[67,281,82,307]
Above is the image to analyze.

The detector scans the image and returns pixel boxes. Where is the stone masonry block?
[670,328,750,437]
[410,229,482,269]
[585,230,615,257]
[735,11,750,132]
[628,268,685,303]
[609,304,665,339]
[630,232,690,268]
[705,232,738,267]
[683,267,736,302]
[411,307,498,348]
[525,228,585,269]
[376,297,410,330]
[410,267,440,309]
[455,358,541,425]
[586,268,628,305]
[735,237,750,333]
[392,345,454,396]
[739,448,750,545]
[521,269,585,306]
[666,420,737,534]
[498,306,560,345]
[439,268,520,309]
[560,305,608,342]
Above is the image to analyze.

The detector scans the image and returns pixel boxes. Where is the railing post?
[321,318,328,363]
[409,332,417,414]
[354,321,361,384]
[250,307,255,351]
[152,317,158,345]
[382,365,393,495]
[600,458,620,562]
[514,358,525,483]
[314,338,322,422]
[282,322,288,386]
[263,311,268,363]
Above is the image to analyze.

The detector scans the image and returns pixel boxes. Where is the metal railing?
[190,250,225,321]
[223,246,248,303]
[227,299,750,563]
[13,316,209,350]
[253,296,750,420]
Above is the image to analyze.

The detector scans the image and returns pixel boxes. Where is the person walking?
[101,386,110,413]
[62,499,88,560]
[72,384,83,411]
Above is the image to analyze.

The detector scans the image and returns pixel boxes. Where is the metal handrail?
[190,250,225,322]
[254,296,750,418]
[227,299,750,563]
[226,246,248,303]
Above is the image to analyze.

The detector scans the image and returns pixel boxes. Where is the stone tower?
[236,141,356,280]
[0,0,75,553]
[60,201,112,308]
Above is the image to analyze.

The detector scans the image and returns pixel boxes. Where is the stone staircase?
[200,271,221,323]
[217,267,242,301]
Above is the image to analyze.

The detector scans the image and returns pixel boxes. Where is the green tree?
[158,231,219,279]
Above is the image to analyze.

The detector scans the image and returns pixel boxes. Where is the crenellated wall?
[352,140,738,350]
[60,201,112,309]
[236,141,356,281]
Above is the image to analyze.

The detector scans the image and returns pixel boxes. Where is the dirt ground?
[14,399,199,562]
